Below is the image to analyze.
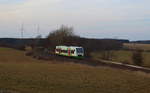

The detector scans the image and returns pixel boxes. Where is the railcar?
[55,46,84,58]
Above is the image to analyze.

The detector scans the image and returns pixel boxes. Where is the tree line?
[0,26,124,57]
[43,25,123,57]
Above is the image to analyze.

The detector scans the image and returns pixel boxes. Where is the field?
[92,50,150,68]
[124,43,150,51]
[0,48,150,93]
[92,43,150,68]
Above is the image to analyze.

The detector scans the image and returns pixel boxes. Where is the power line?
[37,24,40,36]
[21,23,24,39]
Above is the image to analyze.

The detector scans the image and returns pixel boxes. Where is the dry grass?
[0,47,150,93]
[124,43,150,51]
[92,50,150,68]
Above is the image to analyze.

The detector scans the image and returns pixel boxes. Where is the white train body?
[55,46,84,58]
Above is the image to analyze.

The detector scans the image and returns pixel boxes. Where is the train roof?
[56,46,83,48]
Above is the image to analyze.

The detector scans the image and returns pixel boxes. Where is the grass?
[124,43,150,51]
[0,47,150,93]
[92,50,150,68]
[92,43,150,67]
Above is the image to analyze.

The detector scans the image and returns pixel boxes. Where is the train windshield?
[76,48,84,53]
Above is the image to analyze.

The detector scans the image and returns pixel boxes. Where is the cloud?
[0,0,150,40]
[1,0,149,23]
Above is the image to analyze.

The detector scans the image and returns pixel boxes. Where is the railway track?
[71,58,150,73]
[33,53,150,74]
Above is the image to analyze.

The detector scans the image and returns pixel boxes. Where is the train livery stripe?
[68,48,71,56]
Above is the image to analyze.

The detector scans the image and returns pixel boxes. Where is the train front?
[76,47,84,58]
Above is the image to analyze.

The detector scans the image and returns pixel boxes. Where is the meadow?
[0,47,150,93]
[124,43,150,51]
[92,43,150,68]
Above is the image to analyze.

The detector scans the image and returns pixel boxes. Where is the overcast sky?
[0,0,150,40]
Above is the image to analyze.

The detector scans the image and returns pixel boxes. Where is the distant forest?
[0,38,129,50]
[0,26,134,55]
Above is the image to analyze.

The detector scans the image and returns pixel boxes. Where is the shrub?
[101,51,114,60]
[132,50,143,66]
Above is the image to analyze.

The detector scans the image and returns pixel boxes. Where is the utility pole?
[21,23,24,39]
[37,24,40,36]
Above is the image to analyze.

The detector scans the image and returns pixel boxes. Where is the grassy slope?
[0,48,150,93]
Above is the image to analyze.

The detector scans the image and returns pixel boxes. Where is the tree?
[47,25,78,51]
[46,25,123,57]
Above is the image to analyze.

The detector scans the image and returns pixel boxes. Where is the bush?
[101,51,114,60]
[132,50,143,66]
[122,60,130,64]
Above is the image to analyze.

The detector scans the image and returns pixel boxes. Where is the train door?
[68,48,71,56]
[58,48,61,54]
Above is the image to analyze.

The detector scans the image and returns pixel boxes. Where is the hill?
[0,47,150,93]
[132,40,150,44]
[0,38,34,49]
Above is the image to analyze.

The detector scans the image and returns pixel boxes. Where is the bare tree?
[47,25,77,51]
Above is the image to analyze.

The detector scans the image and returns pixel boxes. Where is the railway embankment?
[30,52,150,74]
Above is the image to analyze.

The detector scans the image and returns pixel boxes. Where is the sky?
[0,0,150,40]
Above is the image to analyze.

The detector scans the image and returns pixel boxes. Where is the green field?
[0,47,150,93]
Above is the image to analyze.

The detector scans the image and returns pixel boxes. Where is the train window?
[65,50,68,53]
[71,50,75,54]
[76,48,84,53]
[61,50,68,53]
[61,50,64,53]
[56,49,60,52]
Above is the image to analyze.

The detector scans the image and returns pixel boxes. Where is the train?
[55,46,84,58]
